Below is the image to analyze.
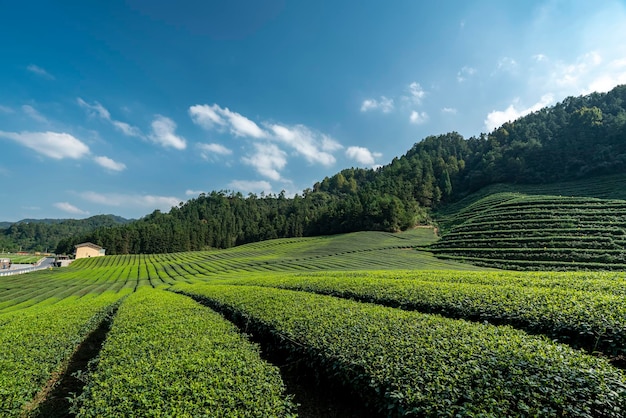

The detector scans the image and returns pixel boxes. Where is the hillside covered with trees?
[0,215,130,253]
[13,85,626,254]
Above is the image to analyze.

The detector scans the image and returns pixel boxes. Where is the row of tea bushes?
[223,271,626,357]
[174,283,626,417]
[0,292,125,417]
[75,288,296,417]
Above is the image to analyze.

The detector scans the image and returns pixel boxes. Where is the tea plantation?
[1,228,625,417]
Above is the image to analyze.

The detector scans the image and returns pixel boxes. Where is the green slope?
[432,174,626,270]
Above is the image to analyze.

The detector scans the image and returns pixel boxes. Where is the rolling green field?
[1,229,625,417]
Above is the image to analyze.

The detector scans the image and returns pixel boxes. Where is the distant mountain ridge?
[1,216,130,227]
[0,215,132,252]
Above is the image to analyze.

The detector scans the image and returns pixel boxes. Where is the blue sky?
[2,0,626,221]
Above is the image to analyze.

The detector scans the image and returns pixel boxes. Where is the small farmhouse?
[75,242,106,259]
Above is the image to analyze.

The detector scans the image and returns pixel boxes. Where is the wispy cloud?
[242,143,287,181]
[93,156,126,172]
[77,98,143,138]
[185,189,207,196]
[189,104,267,138]
[21,105,48,123]
[494,57,518,74]
[362,82,428,126]
[407,82,426,104]
[542,51,626,95]
[409,111,429,124]
[457,66,476,82]
[267,123,341,166]
[190,103,344,181]
[345,146,382,166]
[149,115,187,150]
[360,96,394,113]
[54,202,89,216]
[80,191,181,211]
[228,180,272,194]
[0,131,90,159]
[0,105,14,114]
[197,143,233,161]
[484,93,554,132]
[27,64,54,80]
[442,107,458,114]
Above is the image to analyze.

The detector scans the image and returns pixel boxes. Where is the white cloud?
[189,104,227,129]
[77,98,110,119]
[189,104,267,138]
[0,105,14,114]
[345,146,382,166]
[457,66,476,82]
[268,123,340,166]
[242,143,287,181]
[484,93,555,132]
[112,120,143,137]
[360,96,394,113]
[570,53,626,94]
[185,189,207,196]
[21,105,47,123]
[149,115,187,150]
[408,82,426,104]
[442,107,458,114]
[80,191,180,211]
[228,180,272,194]
[224,108,267,138]
[197,143,233,160]
[0,131,90,159]
[409,111,429,124]
[322,136,343,152]
[54,202,89,216]
[27,64,54,80]
[77,98,143,138]
[93,156,126,172]
[552,51,603,90]
[190,103,342,171]
[532,54,547,62]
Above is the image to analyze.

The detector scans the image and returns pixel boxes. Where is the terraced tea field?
[1,229,625,417]
[433,174,626,270]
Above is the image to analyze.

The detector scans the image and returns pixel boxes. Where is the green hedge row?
[175,283,626,417]
[0,292,125,417]
[75,288,296,418]
[222,271,626,357]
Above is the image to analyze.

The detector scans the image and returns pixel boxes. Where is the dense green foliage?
[222,270,626,357]
[175,283,626,417]
[50,86,626,255]
[0,292,125,417]
[0,215,130,253]
[76,288,295,417]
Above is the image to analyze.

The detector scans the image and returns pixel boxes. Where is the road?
[0,257,56,276]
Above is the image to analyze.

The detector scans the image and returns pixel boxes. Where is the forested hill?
[51,84,626,255]
[0,215,130,252]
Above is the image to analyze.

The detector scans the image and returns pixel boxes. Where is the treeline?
[0,215,130,252]
[56,189,428,254]
[28,85,626,254]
